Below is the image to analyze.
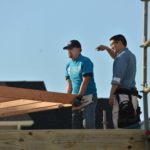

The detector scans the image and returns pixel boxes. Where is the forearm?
[109,84,118,106]
[66,79,72,94]
[96,45,116,59]
[109,84,119,98]
[78,76,90,96]
[105,47,116,59]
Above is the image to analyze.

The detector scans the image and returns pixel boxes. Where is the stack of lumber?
[0,86,76,129]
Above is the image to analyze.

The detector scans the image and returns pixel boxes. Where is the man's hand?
[96,45,116,59]
[72,95,82,107]
[96,45,108,51]
[72,95,83,111]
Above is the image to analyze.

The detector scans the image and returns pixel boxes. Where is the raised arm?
[96,45,117,59]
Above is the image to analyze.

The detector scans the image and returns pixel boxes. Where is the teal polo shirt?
[65,54,97,96]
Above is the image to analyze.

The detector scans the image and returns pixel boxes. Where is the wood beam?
[0,86,76,104]
[0,129,146,150]
[0,100,71,117]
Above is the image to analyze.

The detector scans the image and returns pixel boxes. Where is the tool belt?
[115,87,142,99]
[114,88,141,128]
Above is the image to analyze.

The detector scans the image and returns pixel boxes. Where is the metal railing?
[140,0,150,150]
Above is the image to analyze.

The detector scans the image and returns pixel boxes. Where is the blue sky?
[0,0,149,120]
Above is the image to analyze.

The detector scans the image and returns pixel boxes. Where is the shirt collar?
[117,47,127,56]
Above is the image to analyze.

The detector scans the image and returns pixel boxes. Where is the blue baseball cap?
[63,40,81,50]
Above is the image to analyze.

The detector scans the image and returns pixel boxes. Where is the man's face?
[110,40,121,53]
[67,47,80,59]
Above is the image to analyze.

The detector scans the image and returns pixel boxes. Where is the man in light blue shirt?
[63,40,97,129]
[96,34,140,128]
[111,47,136,89]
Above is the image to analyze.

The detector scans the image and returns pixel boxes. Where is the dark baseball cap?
[63,40,81,50]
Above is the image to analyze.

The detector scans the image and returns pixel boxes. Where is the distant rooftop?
[0,81,47,91]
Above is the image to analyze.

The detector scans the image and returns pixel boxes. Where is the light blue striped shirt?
[111,48,136,89]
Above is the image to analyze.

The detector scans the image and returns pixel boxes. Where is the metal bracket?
[140,40,150,47]
[141,87,150,93]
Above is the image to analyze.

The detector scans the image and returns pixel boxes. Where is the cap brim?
[63,45,73,50]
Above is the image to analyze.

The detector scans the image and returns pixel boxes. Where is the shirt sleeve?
[111,56,128,85]
[82,58,93,77]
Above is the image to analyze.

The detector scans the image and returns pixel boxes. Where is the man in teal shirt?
[63,40,97,129]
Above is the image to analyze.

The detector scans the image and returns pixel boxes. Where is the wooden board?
[0,86,76,104]
[0,99,40,108]
[0,129,146,150]
[0,99,71,117]
[0,85,74,117]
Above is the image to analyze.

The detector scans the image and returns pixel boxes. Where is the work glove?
[72,95,82,107]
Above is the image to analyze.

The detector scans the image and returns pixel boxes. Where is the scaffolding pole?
[141,0,150,150]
